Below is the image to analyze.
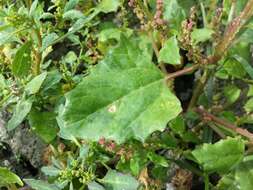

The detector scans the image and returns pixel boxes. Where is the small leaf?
[12,41,32,77]
[97,0,121,13]
[192,137,245,174]
[233,55,253,80]
[101,170,139,190]
[191,28,214,44]
[169,115,185,136]
[224,85,241,104]
[158,36,181,65]
[244,98,253,113]
[88,181,105,190]
[147,152,169,167]
[64,0,80,12]
[28,110,58,143]
[25,72,47,95]
[63,10,84,20]
[24,179,60,190]
[29,0,38,16]
[41,33,59,51]
[163,0,185,32]
[0,167,23,187]
[7,98,33,131]
[41,70,62,92]
[223,58,246,79]
[41,166,61,177]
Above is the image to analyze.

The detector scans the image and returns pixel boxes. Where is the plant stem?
[204,173,209,190]
[165,64,201,81]
[33,28,42,76]
[187,69,210,111]
[212,0,253,63]
[187,0,253,109]
[195,106,253,143]
[148,31,167,74]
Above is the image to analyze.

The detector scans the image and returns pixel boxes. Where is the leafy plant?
[1,0,253,189]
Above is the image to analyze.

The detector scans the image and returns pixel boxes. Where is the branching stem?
[196,107,253,143]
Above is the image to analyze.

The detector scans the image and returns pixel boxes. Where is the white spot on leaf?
[108,104,117,113]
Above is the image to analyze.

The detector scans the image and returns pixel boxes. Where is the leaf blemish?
[108,104,117,113]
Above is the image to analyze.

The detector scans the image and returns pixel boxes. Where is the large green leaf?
[0,167,23,187]
[60,36,182,143]
[100,170,139,190]
[192,138,245,174]
[12,41,32,77]
[7,98,33,131]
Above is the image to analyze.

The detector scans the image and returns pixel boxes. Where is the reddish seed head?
[98,137,106,145]
[156,18,164,25]
[157,0,163,4]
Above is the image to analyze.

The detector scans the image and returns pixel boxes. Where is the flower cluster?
[128,0,147,29]
[179,7,204,64]
[58,160,95,184]
[98,137,117,152]
[153,0,166,28]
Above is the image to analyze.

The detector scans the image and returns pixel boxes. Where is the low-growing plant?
[1,0,253,189]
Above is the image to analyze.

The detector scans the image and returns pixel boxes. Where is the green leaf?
[0,167,23,187]
[191,28,214,44]
[163,0,185,32]
[223,58,246,79]
[28,110,58,143]
[29,0,38,16]
[169,115,185,136]
[234,156,253,190]
[12,41,32,77]
[7,98,33,131]
[224,85,241,104]
[247,85,253,97]
[88,181,105,190]
[41,166,61,177]
[60,36,182,143]
[101,170,139,190]
[244,98,253,113]
[24,179,60,190]
[97,0,121,13]
[158,36,181,65]
[233,55,253,80]
[64,0,80,12]
[147,152,169,167]
[98,28,132,42]
[217,156,253,190]
[41,70,62,92]
[192,138,245,174]
[25,72,47,95]
[63,10,84,20]
[41,33,59,51]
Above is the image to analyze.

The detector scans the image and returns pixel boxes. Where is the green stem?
[204,173,209,190]
[187,69,210,111]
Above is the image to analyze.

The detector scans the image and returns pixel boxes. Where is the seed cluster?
[98,137,117,152]
[153,0,166,28]
[179,7,204,64]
